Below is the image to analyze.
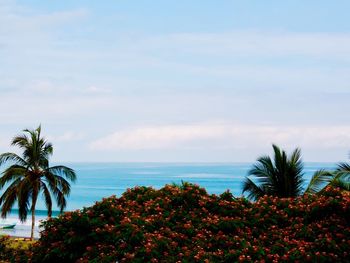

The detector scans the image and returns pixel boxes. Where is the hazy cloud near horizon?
[0,0,349,162]
[90,124,350,157]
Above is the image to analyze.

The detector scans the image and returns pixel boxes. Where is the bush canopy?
[28,184,350,263]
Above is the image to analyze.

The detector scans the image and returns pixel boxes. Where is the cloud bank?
[90,123,350,151]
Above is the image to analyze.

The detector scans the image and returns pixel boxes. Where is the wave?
[74,186,123,190]
[130,171,162,175]
[7,209,61,217]
[175,173,236,179]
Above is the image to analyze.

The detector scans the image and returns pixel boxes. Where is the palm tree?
[242,143,344,200]
[242,144,305,200]
[0,126,76,239]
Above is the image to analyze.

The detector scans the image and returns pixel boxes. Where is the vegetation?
[332,162,350,190]
[0,235,34,262]
[242,144,350,200]
[242,145,305,199]
[27,184,349,262]
[0,126,76,240]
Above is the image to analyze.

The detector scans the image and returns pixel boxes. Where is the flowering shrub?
[29,185,349,262]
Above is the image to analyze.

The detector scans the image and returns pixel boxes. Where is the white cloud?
[89,123,350,151]
[90,124,226,150]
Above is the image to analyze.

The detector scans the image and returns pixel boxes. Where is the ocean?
[0,162,336,238]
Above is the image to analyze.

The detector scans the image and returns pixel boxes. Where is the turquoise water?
[18,162,339,211]
[0,162,336,237]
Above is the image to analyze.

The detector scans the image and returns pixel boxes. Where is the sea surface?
[0,162,336,238]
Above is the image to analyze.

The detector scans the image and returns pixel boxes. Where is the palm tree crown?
[242,144,305,200]
[0,126,76,239]
[242,144,350,201]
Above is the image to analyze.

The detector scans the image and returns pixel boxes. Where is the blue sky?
[0,0,350,162]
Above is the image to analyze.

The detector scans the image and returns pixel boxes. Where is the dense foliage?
[28,184,350,263]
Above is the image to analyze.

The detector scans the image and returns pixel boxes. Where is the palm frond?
[0,178,21,218]
[333,171,350,182]
[287,148,304,197]
[42,142,53,160]
[11,134,30,150]
[0,192,17,218]
[242,177,265,201]
[248,157,276,192]
[54,188,67,212]
[289,148,304,179]
[255,156,275,175]
[0,165,26,188]
[305,169,333,194]
[331,161,350,191]
[41,182,53,217]
[44,173,71,195]
[0,153,27,167]
[328,169,349,191]
[17,179,32,222]
[289,147,302,164]
[48,166,77,182]
[272,144,286,177]
[44,173,68,211]
[336,162,350,173]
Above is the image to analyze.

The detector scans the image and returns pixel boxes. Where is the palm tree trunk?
[30,213,35,240]
[31,192,38,240]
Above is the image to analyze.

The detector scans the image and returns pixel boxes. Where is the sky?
[0,0,350,162]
